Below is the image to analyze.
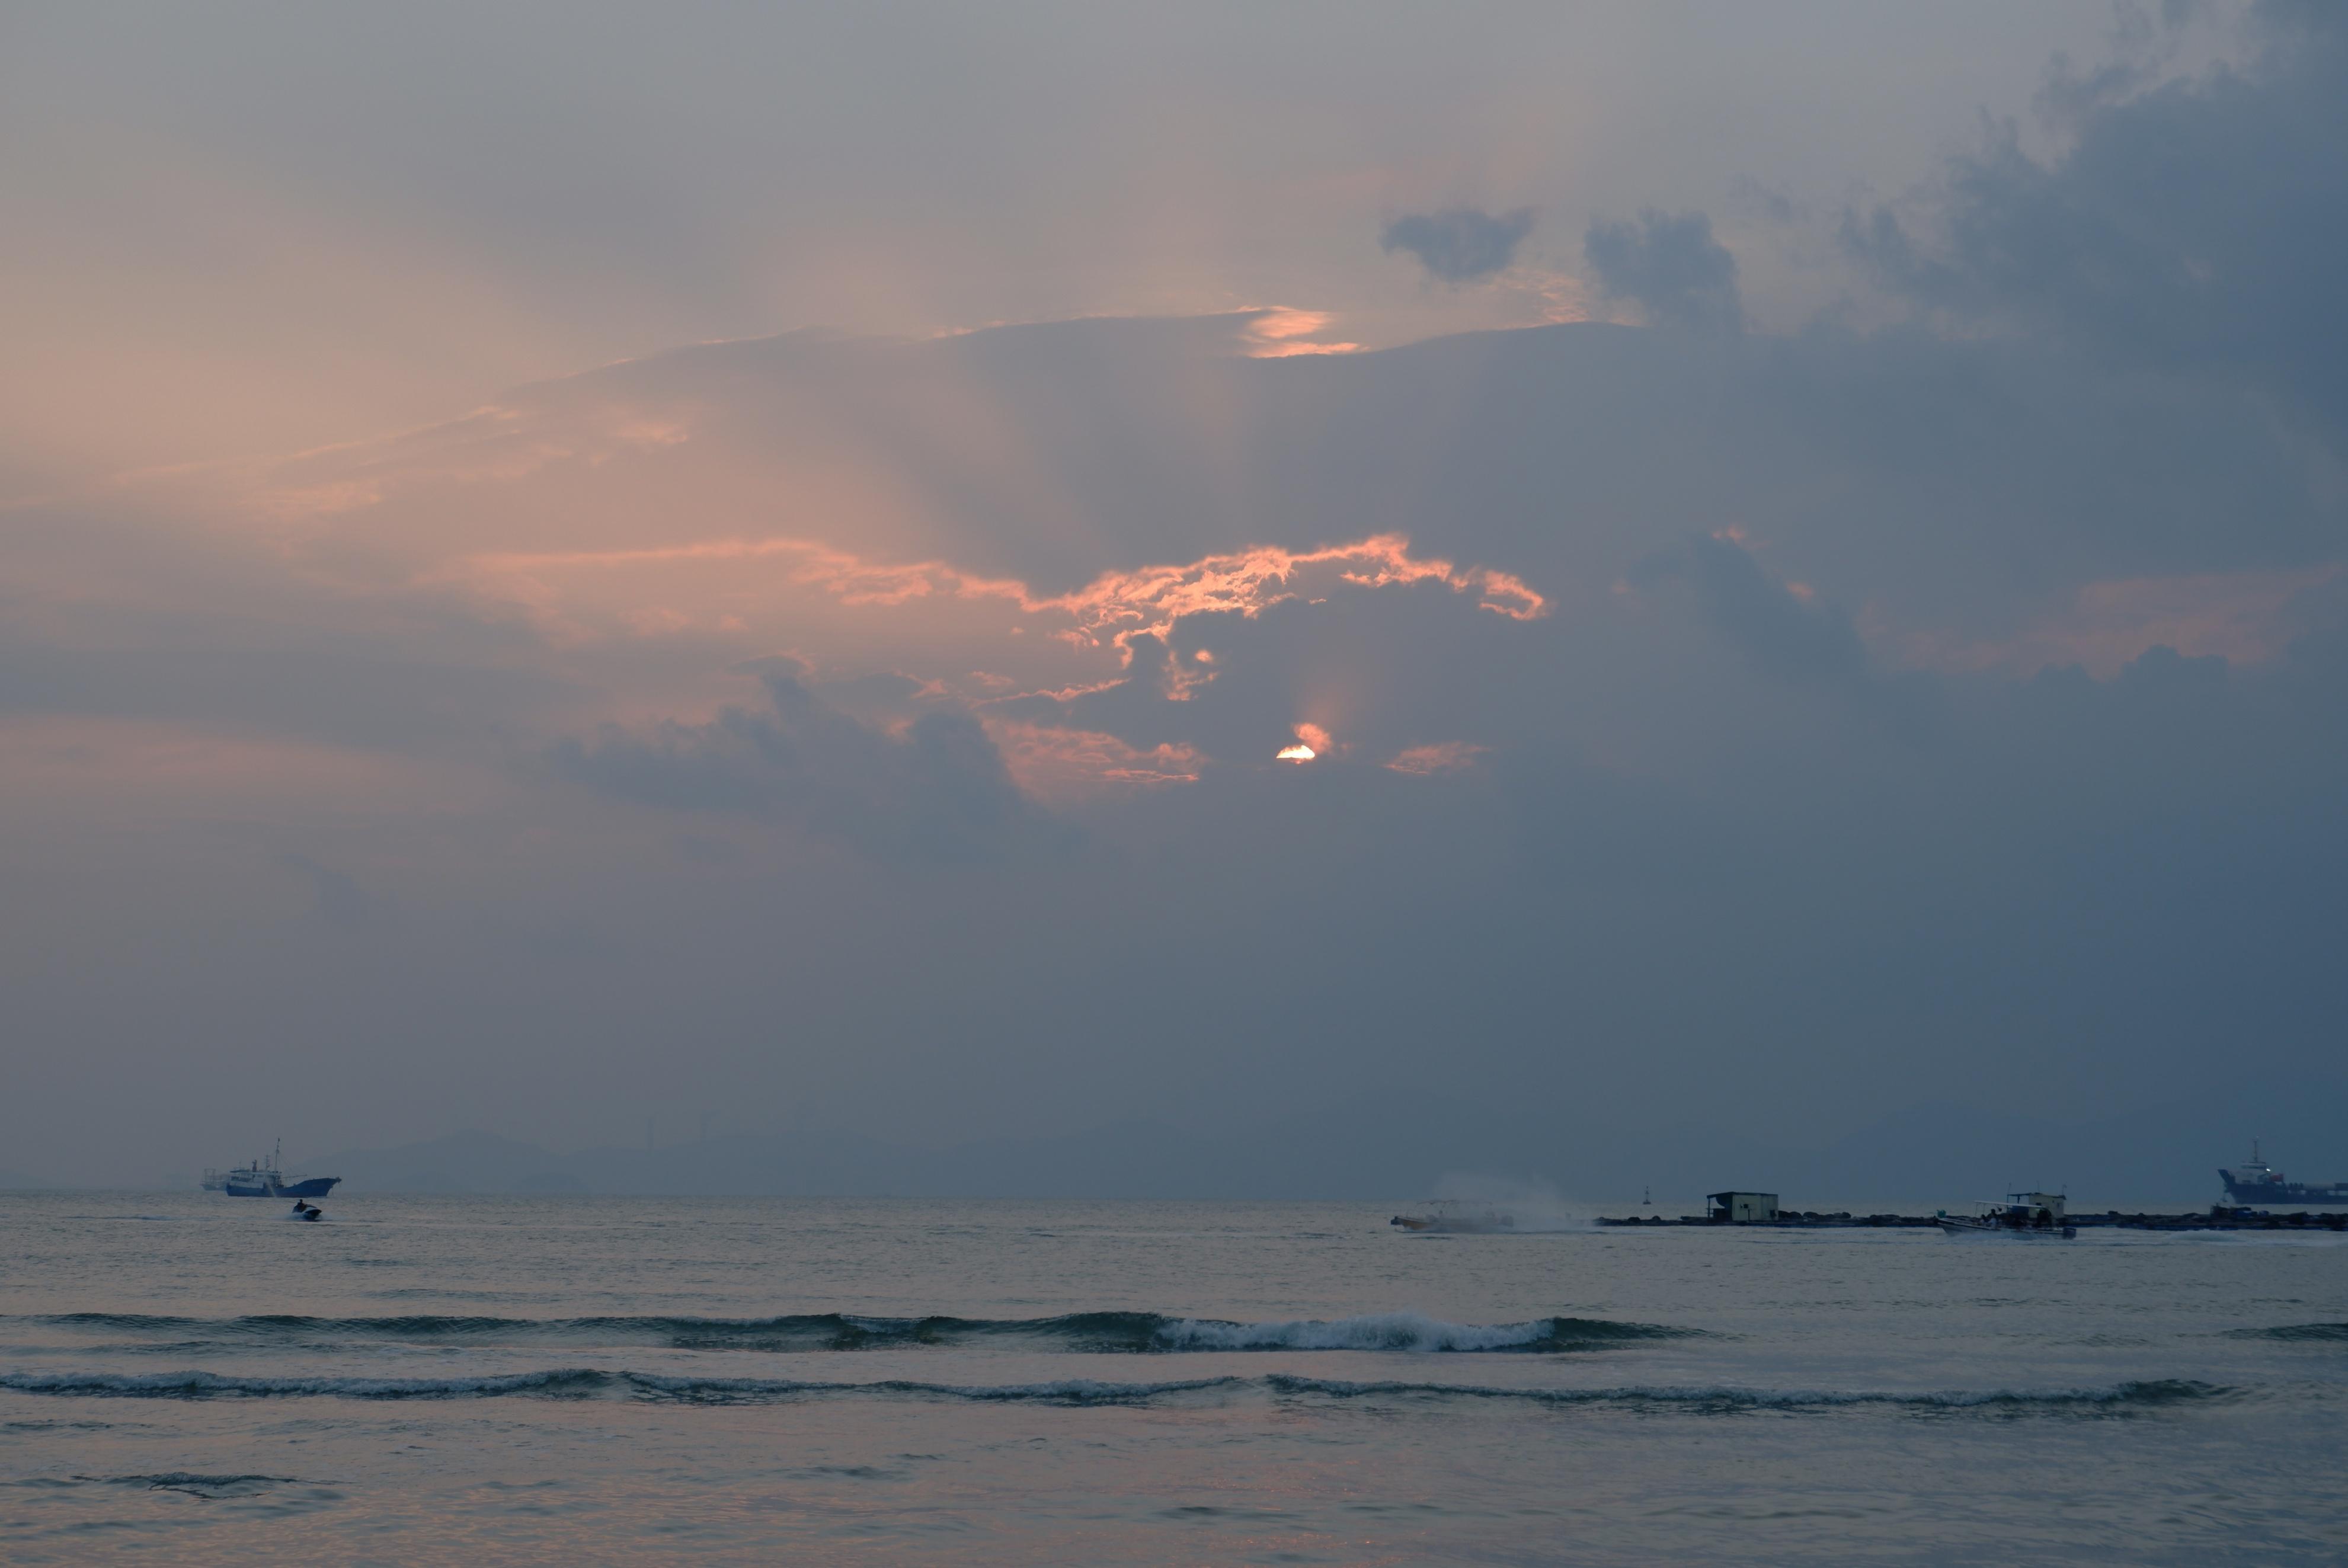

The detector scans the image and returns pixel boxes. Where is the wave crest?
[2228,1322,2348,1342]
[24,1309,1681,1355]
[1153,1312,1679,1353]
[1,1368,2227,1414]
[1262,1374,2230,1412]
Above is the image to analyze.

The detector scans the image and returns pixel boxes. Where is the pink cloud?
[1243,308,1365,359]
[459,530,1547,658]
[989,721,1203,801]
[1384,741,1490,776]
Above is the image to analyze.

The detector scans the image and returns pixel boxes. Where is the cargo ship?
[202,1140,340,1200]
[2219,1141,2348,1206]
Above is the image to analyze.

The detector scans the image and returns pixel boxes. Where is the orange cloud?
[1033,533,1547,651]
[459,531,1547,658]
[1243,308,1365,359]
[989,721,1203,801]
[1251,338,1366,359]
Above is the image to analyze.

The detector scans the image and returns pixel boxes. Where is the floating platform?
[1598,1208,2348,1231]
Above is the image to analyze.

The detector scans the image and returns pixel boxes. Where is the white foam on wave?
[1154,1311,1563,1352]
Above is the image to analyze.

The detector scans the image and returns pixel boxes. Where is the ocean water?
[2,1193,2344,1565]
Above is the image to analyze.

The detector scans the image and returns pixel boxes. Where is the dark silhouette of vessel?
[203,1139,340,1200]
[2219,1141,2348,1205]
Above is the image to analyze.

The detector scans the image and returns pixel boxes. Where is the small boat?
[1937,1191,2076,1240]
[1390,1199,1516,1234]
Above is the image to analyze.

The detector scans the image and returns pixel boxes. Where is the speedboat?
[1390,1199,1515,1234]
[1937,1191,2076,1240]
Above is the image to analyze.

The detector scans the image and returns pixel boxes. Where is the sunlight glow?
[1277,744,1316,763]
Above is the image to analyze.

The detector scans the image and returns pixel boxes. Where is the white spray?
[1427,1172,1596,1233]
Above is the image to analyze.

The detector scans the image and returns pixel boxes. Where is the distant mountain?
[309,1081,2348,1205]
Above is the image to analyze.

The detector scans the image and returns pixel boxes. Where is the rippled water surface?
[2,1193,2344,1564]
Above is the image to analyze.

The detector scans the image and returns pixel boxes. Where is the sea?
[2,1192,2344,1566]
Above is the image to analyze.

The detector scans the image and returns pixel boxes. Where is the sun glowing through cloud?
[1278,722,1331,762]
[1243,308,1364,359]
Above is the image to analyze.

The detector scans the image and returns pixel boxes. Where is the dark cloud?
[1380,206,1536,283]
[552,668,1056,863]
[1582,209,1745,333]
[1629,532,1867,684]
[1843,2,2348,436]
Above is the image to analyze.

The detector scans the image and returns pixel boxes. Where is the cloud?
[1841,3,2348,436]
[7,296,2347,1186]
[460,530,1544,665]
[1582,210,1745,333]
[1384,742,1488,776]
[551,667,1055,863]
[1629,531,1866,683]
[1381,207,1536,283]
[989,722,1202,802]
[1243,308,1363,358]
[1902,564,2343,678]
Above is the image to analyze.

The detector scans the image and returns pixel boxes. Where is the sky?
[4,1,2344,1186]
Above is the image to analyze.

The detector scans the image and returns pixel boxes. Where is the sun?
[1277,722,1332,763]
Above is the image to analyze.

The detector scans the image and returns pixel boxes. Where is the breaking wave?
[21,1310,1681,1355]
[0,1368,2228,1415]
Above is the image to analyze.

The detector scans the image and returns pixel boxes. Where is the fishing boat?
[1936,1191,2075,1240]
[207,1140,340,1200]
